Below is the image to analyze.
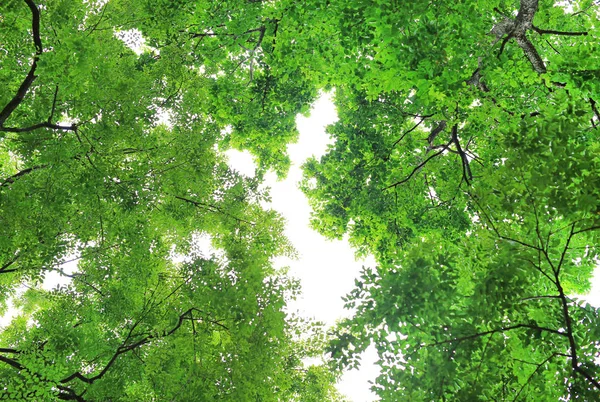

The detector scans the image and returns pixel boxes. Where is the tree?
[299,0,600,399]
[2,0,600,400]
[0,0,344,400]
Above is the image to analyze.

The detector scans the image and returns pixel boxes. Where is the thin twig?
[383,139,453,190]
[424,323,568,348]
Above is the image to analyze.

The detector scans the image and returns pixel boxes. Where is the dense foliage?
[1,0,599,400]
[0,0,342,400]
[299,0,600,400]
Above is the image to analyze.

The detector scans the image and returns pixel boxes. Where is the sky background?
[225,92,380,401]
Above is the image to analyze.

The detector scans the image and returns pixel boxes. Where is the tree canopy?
[1,0,599,400]
[0,0,342,400]
[300,0,600,399]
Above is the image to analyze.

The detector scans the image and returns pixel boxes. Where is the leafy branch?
[0,3,76,134]
[383,138,453,190]
[531,25,588,36]
[492,0,590,75]
[173,194,256,226]
[390,116,428,149]
[48,268,106,297]
[511,353,561,401]
[477,189,600,392]
[0,0,43,128]
[423,323,569,348]
[0,165,48,189]
[450,125,472,186]
[0,307,229,399]
[59,308,227,386]
[0,253,21,274]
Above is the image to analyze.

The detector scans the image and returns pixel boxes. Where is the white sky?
[225,93,380,401]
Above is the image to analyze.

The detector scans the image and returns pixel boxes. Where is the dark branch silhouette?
[450,125,472,186]
[391,117,427,149]
[0,165,48,188]
[383,138,453,190]
[424,323,568,348]
[59,308,228,385]
[532,25,588,36]
[0,122,77,133]
[0,0,43,127]
[0,253,21,274]
[173,194,255,225]
[0,4,76,134]
[512,353,560,401]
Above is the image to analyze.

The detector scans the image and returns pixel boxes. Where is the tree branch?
[424,323,568,348]
[0,165,47,188]
[573,225,600,235]
[0,60,39,127]
[470,193,545,253]
[0,3,75,134]
[425,120,447,150]
[516,255,557,285]
[60,308,227,385]
[49,268,106,297]
[48,85,59,123]
[383,138,453,190]
[553,267,600,391]
[0,0,43,127]
[450,125,472,185]
[24,0,43,53]
[555,223,575,277]
[173,194,255,225]
[515,35,547,74]
[532,25,588,36]
[0,354,25,371]
[590,98,600,123]
[0,253,21,274]
[391,117,426,149]
[512,353,560,401]
[574,366,600,391]
[492,0,548,74]
[0,122,77,133]
[520,295,561,302]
